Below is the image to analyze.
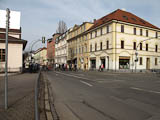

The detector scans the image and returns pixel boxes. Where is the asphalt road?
[46,71,160,120]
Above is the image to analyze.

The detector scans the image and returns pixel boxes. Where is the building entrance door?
[90,59,96,69]
[146,58,150,69]
[101,58,105,68]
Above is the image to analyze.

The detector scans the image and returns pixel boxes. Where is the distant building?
[33,47,47,65]
[0,10,27,72]
[47,33,60,65]
[55,31,68,65]
[67,22,93,70]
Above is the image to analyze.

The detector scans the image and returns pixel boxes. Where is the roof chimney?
[93,19,96,23]
[121,8,126,11]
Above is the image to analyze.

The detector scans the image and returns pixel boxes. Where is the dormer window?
[123,15,128,20]
[131,17,137,22]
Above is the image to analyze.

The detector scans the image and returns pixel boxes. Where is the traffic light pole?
[5,8,10,110]
[30,37,46,63]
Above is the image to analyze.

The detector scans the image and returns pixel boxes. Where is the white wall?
[0,43,23,72]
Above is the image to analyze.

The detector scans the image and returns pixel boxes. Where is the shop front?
[119,56,130,69]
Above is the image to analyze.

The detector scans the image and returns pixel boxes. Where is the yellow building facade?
[87,9,160,71]
[67,22,93,70]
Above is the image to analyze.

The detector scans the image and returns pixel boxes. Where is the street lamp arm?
[136,36,160,50]
[30,39,41,52]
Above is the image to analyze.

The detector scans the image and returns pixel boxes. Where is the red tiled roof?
[89,9,160,30]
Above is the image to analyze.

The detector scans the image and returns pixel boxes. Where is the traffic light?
[135,58,138,62]
[42,36,45,43]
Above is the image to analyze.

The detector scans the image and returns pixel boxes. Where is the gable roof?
[0,28,21,33]
[89,9,160,30]
[0,33,27,50]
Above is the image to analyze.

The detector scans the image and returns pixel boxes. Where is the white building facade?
[55,32,68,64]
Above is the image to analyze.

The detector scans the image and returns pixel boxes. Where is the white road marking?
[98,80,124,83]
[80,80,93,87]
[131,87,160,94]
[55,71,92,81]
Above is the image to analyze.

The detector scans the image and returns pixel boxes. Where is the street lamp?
[135,36,160,72]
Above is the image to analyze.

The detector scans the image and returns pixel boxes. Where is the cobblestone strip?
[38,73,47,120]
[43,72,59,120]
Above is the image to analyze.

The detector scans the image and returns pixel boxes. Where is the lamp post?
[30,37,46,63]
[5,8,10,110]
[135,36,160,72]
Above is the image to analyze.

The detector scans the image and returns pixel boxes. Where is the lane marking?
[55,71,92,81]
[98,80,124,83]
[80,80,93,87]
[130,87,160,94]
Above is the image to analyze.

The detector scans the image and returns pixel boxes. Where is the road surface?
[46,71,160,120]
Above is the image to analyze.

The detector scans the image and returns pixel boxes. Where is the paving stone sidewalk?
[0,73,37,120]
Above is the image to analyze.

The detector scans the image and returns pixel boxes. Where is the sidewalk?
[0,73,37,120]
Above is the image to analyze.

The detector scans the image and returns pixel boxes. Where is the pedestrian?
[101,64,104,72]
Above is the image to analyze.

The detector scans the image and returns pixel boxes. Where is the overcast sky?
[0,0,160,51]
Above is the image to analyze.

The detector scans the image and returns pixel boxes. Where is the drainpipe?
[115,22,117,72]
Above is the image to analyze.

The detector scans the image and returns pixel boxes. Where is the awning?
[119,56,130,59]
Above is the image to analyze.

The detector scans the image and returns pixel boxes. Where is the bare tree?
[56,20,67,34]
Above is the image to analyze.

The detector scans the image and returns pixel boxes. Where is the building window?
[140,43,143,50]
[134,28,136,35]
[106,41,109,49]
[133,42,136,50]
[146,30,148,37]
[76,48,77,54]
[121,25,124,33]
[100,42,103,50]
[155,45,158,52]
[107,25,109,33]
[85,35,87,40]
[90,44,92,52]
[85,45,87,52]
[82,46,84,53]
[90,33,92,39]
[95,30,97,37]
[100,28,103,35]
[146,44,148,51]
[140,29,143,36]
[0,49,5,62]
[155,58,158,65]
[156,32,158,38]
[95,43,97,51]
[139,57,143,65]
[121,40,124,49]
